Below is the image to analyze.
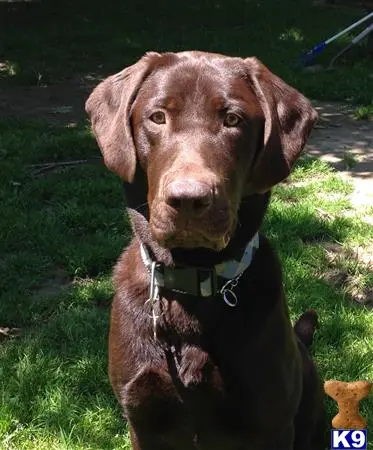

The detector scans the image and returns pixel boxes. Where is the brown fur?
[86,51,326,449]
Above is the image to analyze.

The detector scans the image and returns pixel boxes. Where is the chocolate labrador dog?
[86,51,326,450]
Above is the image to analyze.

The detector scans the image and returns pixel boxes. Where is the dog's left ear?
[85,52,161,183]
[244,57,318,193]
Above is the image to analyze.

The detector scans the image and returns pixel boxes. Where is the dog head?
[86,51,317,251]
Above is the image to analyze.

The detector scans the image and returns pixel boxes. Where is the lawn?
[1,0,373,106]
[0,0,372,449]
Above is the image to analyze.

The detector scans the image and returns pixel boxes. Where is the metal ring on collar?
[222,289,238,307]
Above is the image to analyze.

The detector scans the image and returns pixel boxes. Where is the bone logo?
[325,380,372,450]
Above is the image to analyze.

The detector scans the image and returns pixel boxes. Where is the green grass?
[0,121,132,449]
[1,0,373,448]
[355,104,373,120]
[0,0,373,105]
[1,122,372,449]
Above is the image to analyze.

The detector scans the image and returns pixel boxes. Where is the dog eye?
[224,113,241,127]
[150,111,166,124]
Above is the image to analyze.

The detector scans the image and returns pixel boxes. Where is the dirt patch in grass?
[307,101,373,209]
[0,78,94,126]
[32,268,71,299]
[0,326,21,342]
[322,242,373,306]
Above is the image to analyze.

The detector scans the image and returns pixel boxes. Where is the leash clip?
[145,261,163,340]
[220,272,244,307]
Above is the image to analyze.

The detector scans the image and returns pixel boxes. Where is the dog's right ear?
[243,57,318,193]
[85,52,161,182]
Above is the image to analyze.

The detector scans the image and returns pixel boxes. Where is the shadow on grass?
[0,120,372,448]
[0,0,372,105]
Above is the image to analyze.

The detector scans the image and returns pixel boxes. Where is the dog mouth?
[149,215,236,251]
[164,229,233,251]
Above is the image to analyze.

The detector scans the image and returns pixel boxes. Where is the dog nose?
[165,179,213,215]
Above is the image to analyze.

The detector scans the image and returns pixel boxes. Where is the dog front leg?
[123,366,195,450]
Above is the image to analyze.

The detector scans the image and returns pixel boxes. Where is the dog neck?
[123,175,271,268]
